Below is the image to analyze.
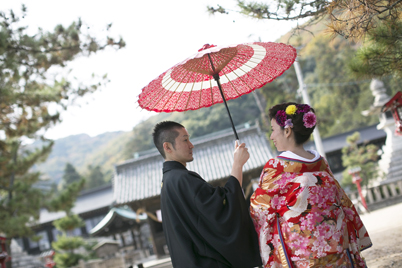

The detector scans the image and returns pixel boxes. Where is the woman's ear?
[284,127,292,138]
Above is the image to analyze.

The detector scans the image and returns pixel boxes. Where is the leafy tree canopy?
[208,0,401,39]
[83,165,106,190]
[52,214,86,268]
[47,178,85,213]
[61,163,82,186]
[0,5,125,240]
[51,176,88,268]
[350,20,402,78]
[341,132,380,189]
[53,214,85,233]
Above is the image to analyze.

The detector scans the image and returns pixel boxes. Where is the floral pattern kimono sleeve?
[250,157,372,268]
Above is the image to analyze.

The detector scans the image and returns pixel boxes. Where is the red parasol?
[138,42,297,140]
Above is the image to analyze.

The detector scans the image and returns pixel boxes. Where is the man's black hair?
[152,121,185,159]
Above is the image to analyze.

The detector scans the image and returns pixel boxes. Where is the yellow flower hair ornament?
[285,104,297,115]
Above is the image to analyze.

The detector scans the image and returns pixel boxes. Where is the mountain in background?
[33,131,133,184]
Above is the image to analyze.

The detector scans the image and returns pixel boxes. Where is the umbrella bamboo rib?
[169,85,185,111]
[164,69,191,111]
[222,72,241,96]
[219,79,229,102]
[184,80,196,111]
[228,57,272,85]
[152,67,193,111]
[235,48,294,70]
[171,69,194,111]
[149,79,178,111]
[249,57,294,73]
[142,76,175,110]
[230,54,285,83]
[223,65,254,94]
[230,52,294,89]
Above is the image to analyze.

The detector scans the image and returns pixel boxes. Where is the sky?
[3,0,299,140]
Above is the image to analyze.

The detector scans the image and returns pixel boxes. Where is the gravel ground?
[360,202,402,268]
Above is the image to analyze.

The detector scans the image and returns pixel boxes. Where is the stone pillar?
[120,232,126,247]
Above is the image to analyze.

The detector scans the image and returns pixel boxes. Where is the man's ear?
[163,142,172,154]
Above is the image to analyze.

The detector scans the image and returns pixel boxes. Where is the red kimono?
[250,151,372,268]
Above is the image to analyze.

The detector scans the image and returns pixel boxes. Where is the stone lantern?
[363,80,402,184]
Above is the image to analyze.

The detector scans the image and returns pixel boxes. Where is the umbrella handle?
[214,75,240,140]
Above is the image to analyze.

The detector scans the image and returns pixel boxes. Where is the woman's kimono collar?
[278,149,321,163]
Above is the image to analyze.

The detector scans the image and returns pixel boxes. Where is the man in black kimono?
[153,121,262,268]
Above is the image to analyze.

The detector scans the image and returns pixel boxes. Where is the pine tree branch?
[7,44,81,54]
[5,40,123,55]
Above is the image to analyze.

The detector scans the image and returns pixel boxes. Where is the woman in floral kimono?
[250,102,372,268]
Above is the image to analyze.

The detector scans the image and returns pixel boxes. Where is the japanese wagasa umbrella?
[138,42,297,140]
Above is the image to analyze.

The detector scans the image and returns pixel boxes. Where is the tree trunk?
[8,141,19,202]
[252,90,270,130]
[6,142,19,268]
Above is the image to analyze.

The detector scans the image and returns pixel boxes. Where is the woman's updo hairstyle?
[269,102,317,145]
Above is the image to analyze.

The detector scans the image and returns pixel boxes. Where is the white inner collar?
[279,150,321,162]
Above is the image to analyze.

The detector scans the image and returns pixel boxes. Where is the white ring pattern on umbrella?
[161,44,267,92]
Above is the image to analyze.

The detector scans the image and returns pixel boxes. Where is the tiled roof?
[39,184,113,224]
[113,125,273,206]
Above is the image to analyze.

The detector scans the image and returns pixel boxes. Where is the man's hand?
[231,140,250,186]
[233,140,250,167]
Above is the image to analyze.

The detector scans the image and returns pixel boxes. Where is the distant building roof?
[38,184,113,225]
[113,124,273,206]
[305,124,386,153]
[90,207,147,236]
